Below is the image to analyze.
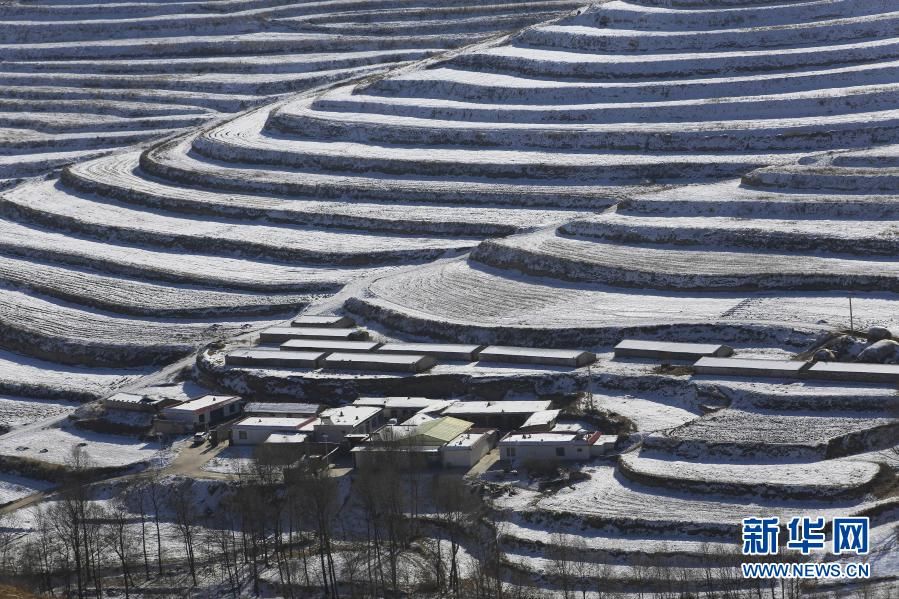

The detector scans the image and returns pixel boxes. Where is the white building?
[499,431,602,463]
[231,417,315,445]
[315,405,383,444]
[161,395,242,429]
[441,429,497,469]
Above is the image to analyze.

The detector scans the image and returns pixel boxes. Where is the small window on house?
[198,413,205,423]
[555,447,565,457]
[507,447,516,457]
[229,404,236,413]
[577,448,583,452]
[238,431,247,440]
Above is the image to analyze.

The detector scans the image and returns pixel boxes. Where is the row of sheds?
[614,339,899,383]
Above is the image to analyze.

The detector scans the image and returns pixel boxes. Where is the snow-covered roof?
[551,423,585,433]
[355,396,434,409]
[264,432,311,444]
[500,431,600,445]
[164,394,240,414]
[592,434,618,447]
[615,340,731,355]
[263,326,361,340]
[694,357,807,371]
[280,339,380,353]
[319,405,381,426]
[233,417,311,429]
[376,342,483,360]
[477,345,596,367]
[351,444,440,455]
[401,412,437,426]
[520,409,560,429]
[443,429,495,450]
[803,361,899,384]
[443,400,551,415]
[292,315,354,327]
[354,396,456,412]
[482,346,589,359]
[105,392,168,406]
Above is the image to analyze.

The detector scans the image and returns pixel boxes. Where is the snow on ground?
[849,444,899,470]
[0,421,164,468]
[621,452,881,490]
[669,408,897,446]
[0,473,53,505]
[858,522,899,582]
[202,445,255,475]
[501,517,732,557]
[499,463,873,528]
[588,391,699,433]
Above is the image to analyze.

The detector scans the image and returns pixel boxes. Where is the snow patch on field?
[202,446,254,474]
[588,391,699,432]
[0,422,163,468]
[0,473,53,505]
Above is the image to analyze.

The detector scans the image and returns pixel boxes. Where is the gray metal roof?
[245,402,320,415]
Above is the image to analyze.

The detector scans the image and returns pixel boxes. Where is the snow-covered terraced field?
[618,452,883,500]
[495,463,881,537]
[0,395,78,432]
[0,0,582,181]
[0,285,289,366]
[499,517,736,568]
[653,408,899,459]
[1,0,899,592]
[0,348,144,402]
[310,1,899,349]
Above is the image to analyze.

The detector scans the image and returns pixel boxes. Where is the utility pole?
[849,293,854,335]
[585,364,595,413]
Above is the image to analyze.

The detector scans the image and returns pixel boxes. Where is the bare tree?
[432,475,480,598]
[102,498,135,599]
[129,485,151,580]
[567,537,595,599]
[143,470,166,575]
[354,459,409,597]
[549,531,576,599]
[167,479,199,587]
[45,446,101,599]
[205,510,241,596]
[307,466,341,598]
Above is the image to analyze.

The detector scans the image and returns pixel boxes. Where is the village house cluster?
[103,389,618,472]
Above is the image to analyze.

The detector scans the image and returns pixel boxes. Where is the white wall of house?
[232,427,276,445]
[232,426,303,445]
[442,433,493,468]
[499,441,591,463]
